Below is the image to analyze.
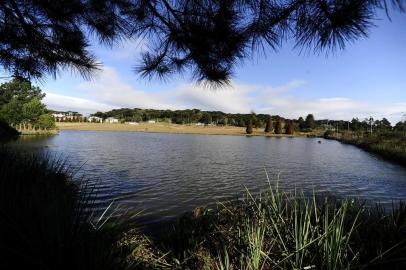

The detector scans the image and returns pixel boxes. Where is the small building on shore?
[88,116,103,123]
[52,111,83,122]
[105,117,119,124]
[148,120,156,124]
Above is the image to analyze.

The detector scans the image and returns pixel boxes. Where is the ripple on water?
[12,131,406,224]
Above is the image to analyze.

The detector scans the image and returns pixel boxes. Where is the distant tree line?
[91,108,301,130]
[91,108,406,135]
[317,117,405,134]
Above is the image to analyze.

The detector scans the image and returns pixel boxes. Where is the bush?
[38,113,56,129]
[324,129,335,139]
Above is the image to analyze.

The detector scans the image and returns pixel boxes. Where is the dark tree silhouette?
[246,119,253,134]
[1,1,404,84]
[264,116,272,133]
[298,116,305,130]
[285,120,294,135]
[274,118,283,134]
[305,114,316,129]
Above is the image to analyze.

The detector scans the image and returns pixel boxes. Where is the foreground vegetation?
[0,147,133,270]
[1,148,406,269]
[0,119,19,141]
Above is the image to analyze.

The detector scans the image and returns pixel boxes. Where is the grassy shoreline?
[56,122,299,137]
[325,132,406,167]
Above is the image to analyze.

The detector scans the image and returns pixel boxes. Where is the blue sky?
[24,10,406,123]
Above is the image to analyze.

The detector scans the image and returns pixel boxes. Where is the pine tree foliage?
[275,118,283,134]
[305,114,316,129]
[246,119,253,134]
[265,116,272,133]
[1,0,404,85]
[286,120,294,134]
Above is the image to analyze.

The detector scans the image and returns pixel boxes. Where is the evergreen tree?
[298,117,305,130]
[246,119,253,134]
[22,97,45,123]
[0,78,44,107]
[275,118,283,134]
[0,79,47,125]
[286,121,294,135]
[305,114,316,129]
[264,116,272,133]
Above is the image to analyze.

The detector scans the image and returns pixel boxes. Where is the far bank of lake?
[56,122,299,137]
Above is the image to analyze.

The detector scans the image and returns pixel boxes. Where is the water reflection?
[11,131,406,224]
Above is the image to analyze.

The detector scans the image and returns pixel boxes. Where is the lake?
[12,130,406,225]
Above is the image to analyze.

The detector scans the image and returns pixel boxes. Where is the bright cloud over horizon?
[43,65,406,124]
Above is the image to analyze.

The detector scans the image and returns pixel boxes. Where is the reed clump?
[151,180,406,269]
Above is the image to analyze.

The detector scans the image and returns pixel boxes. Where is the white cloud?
[43,93,116,114]
[43,66,406,124]
[92,38,147,61]
[76,66,175,110]
[174,83,254,113]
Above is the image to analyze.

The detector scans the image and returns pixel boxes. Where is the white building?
[104,117,119,124]
[88,116,103,123]
[52,113,65,118]
[52,112,83,122]
[147,120,156,124]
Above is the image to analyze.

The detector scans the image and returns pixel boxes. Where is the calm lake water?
[12,131,406,225]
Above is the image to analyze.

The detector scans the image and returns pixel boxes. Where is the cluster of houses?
[52,111,84,122]
[51,111,120,123]
[51,111,160,124]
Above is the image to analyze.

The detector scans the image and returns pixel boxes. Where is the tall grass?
[0,147,133,270]
[152,174,406,269]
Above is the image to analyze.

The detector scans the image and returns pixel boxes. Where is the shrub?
[324,130,335,138]
[38,114,56,129]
